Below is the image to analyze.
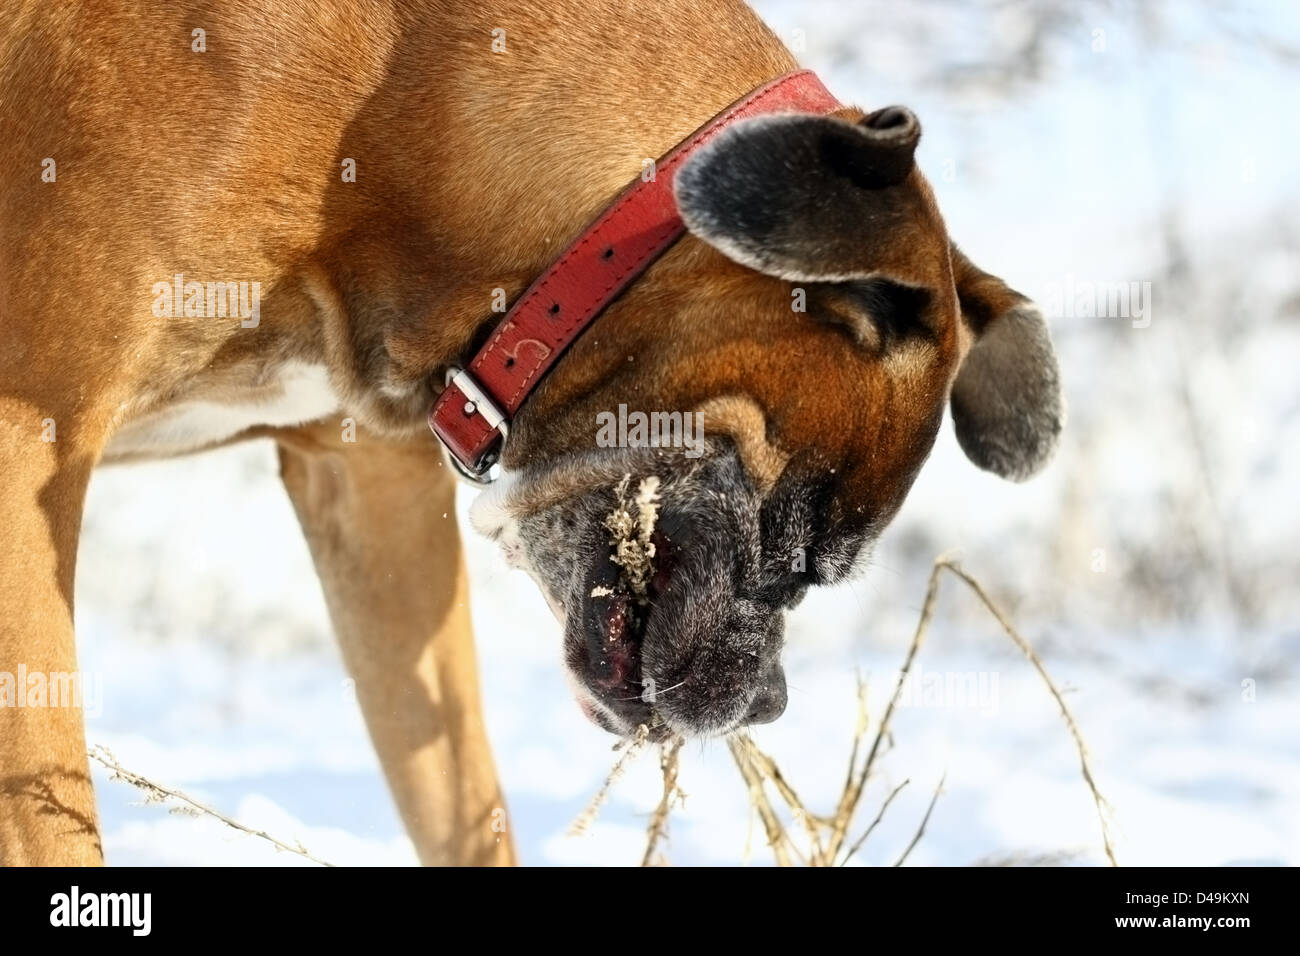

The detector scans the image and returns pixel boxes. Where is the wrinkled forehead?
[680,278,961,534]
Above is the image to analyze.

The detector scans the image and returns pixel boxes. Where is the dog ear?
[948,246,1064,481]
[674,107,924,282]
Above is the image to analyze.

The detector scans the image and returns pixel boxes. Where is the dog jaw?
[468,441,806,739]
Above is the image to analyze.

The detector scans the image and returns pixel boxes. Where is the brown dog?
[0,0,1060,865]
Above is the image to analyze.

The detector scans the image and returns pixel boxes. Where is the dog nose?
[743,666,788,726]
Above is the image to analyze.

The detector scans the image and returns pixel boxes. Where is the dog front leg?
[276,423,515,866]
[0,411,102,864]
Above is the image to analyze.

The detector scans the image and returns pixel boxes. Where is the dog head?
[470,106,1062,738]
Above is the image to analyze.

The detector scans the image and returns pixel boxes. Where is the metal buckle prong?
[435,367,508,486]
[447,367,509,436]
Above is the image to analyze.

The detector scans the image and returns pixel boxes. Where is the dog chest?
[103,361,341,460]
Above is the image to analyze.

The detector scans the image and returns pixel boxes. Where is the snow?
[76,440,1298,867]
[71,0,1300,866]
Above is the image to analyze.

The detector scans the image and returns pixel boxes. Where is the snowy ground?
[70,0,1300,866]
[75,434,1298,867]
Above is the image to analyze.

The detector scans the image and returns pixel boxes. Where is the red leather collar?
[429,70,841,483]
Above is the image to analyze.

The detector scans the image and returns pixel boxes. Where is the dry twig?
[585,556,1118,868]
[727,736,797,866]
[930,560,1118,866]
[893,773,945,867]
[727,557,1116,867]
[641,736,685,866]
[568,723,650,838]
[88,745,334,866]
[839,779,909,867]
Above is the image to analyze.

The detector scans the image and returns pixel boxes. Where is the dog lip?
[590,590,636,689]
[581,545,633,688]
[645,528,677,602]
[574,529,680,725]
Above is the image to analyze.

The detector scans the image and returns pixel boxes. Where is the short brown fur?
[1,0,1047,864]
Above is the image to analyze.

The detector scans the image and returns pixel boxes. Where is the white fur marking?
[105,362,341,457]
[468,469,566,623]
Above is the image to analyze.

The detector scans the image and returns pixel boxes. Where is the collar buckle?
[433,367,509,486]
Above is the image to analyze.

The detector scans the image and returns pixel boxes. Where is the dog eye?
[813,278,933,348]
[755,557,815,608]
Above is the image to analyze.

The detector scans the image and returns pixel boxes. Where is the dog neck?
[304,0,798,437]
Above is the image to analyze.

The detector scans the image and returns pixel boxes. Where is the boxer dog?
[0,0,1061,865]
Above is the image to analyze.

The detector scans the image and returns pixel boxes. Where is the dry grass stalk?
[725,556,1117,867]
[641,735,686,866]
[839,779,908,867]
[739,737,829,856]
[565,725,689,866]
[567,722,650,838]
[727,736,797,866]
[722,566,942,866]
[88,745,334,866]
[929,559,1118,866]
[729,732,938,866]
[892,772,945,867]
[580,557,1118,867]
